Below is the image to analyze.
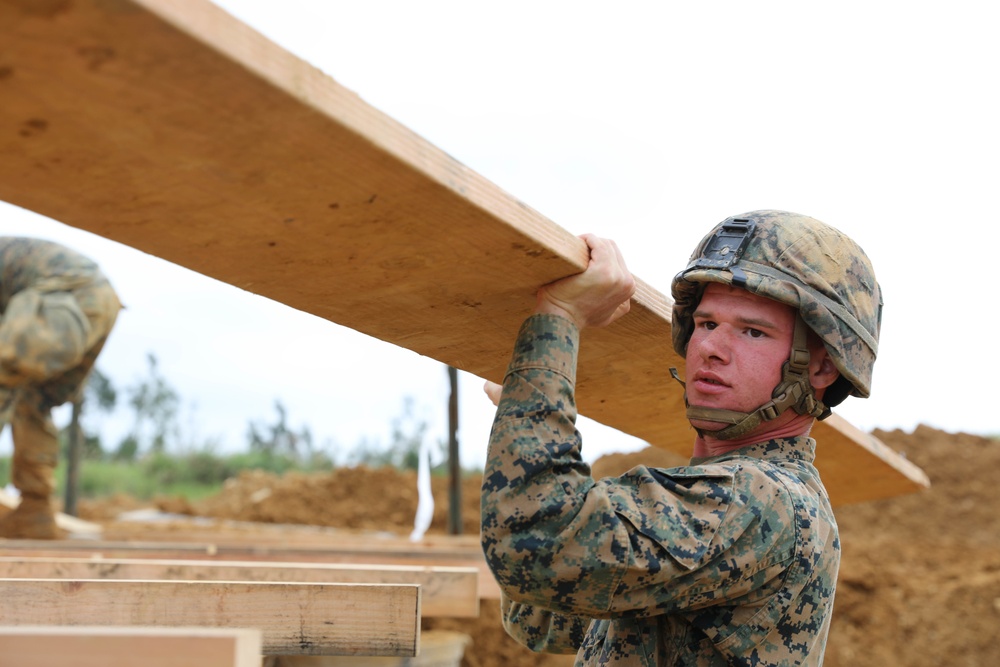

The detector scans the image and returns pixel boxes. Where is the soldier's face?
[684,283,796,428]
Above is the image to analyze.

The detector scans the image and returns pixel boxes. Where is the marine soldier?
[481,211,882,665]
[0,237,121,539]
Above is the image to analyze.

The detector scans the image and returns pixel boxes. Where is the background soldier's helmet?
[672,210,883,409]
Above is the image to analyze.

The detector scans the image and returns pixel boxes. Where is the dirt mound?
[189,465,483,536]
[825,425,1000,667]
[75,425,999,667]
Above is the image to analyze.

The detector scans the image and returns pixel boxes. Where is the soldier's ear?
[810,350,839,391]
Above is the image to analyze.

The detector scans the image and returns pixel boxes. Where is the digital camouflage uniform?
[0,237,121,538]
[481,315,838,666]
[481,211,881,666]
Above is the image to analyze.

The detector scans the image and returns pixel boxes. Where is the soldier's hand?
[535,234,635,329]
[483,380,502,407]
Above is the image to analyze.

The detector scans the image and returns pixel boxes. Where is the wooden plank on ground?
[0,579,418,656]
[0,556,478,617]
[0,0,928,505]
[0,535,503,600]
[0,532,487,559]
[0,626,261,667]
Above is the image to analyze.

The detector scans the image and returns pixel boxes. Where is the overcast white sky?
[3,1,998,468]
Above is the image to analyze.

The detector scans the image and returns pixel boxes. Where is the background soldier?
[481,211,882,665]
[0,237,121,539]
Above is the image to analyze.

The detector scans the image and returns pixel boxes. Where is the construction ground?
[0,423,992,667]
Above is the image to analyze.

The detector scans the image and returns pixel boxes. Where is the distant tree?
[348,397,444,471]
[113,434,140,462]
[120,353,180,456]
[82,366,118,457]
[246,399,314,460]
[387,397,429,470]
[61,366,118,459]
[87,366,118,412]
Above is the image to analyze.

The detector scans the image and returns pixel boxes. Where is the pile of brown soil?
[191,465,483,536]
[826,426,1000,667]
[73,425,999,667]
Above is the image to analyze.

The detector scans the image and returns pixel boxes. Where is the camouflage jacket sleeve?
[500,592,590,654]
[480,314,818,632]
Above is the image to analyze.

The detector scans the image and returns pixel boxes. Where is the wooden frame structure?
[0,530,485,659]
[0,534,500,600]
[0,555,481,617]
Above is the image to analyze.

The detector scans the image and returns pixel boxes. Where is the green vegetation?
[0,353,472,504]
[48,449,326,501]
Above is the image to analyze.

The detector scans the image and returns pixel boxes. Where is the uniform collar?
[689,435,816,466]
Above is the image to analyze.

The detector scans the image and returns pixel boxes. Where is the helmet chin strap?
[669,318,830,441]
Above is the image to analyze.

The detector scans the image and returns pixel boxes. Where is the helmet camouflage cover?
[671,210,883,408]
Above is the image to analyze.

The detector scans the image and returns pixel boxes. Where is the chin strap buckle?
[668,317,830,441]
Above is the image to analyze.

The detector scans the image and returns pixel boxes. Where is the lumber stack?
[0,578,418,656]
[0,0,928,505]
[0,537,483,659]
[0,555,483,615]
[0,532,500,600]
[0,626,262,667]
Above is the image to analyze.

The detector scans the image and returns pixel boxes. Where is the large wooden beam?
[0,626,262,667]
[0,578,419,656]
[0,556,479,617]
[0,0,928,505]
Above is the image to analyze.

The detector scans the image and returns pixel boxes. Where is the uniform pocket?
[607,464,738,571]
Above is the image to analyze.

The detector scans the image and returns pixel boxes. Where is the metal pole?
[447,366,461,535]
[63,396,83,517]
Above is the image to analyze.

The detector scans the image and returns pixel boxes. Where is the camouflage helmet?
[672,210,883,417]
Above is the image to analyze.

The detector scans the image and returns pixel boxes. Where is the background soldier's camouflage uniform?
[481,314,839,666]
[0,237,121,501]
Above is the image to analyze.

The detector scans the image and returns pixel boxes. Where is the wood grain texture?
[0,0,928,505]
[0,536,503,600]
[0,578,419,656]
[0,556,479,617]
[0,626,262,667]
